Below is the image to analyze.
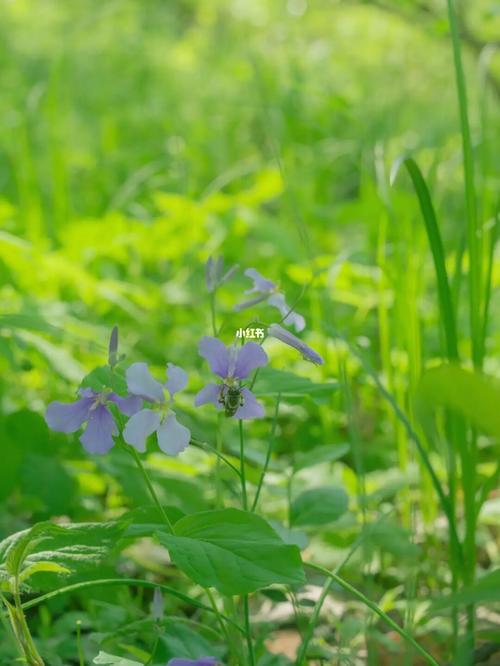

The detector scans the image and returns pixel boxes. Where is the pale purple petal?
[165,363,188,398]
[151,588,164,621]
[244,268,276,294]
[194,383,223,408]
[80,404,117,454]
[268,293,305,332]
[108,393,143,416]
[167,658,218,666]
[126,362,165,403]
[156,412,191,456]
[233,293,269,312]
[268,323,324,365]
[45,397,94,433]
[199,337,230,378]
[123,408,161,452]
[234,388,264,419]
[220,263,238,285]
[205,256,216,293]
[234,342,268,379]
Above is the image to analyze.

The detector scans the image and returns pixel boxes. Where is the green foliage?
[254,367,338,403]
[157,509,305,595]
[0,520,127,592]
[418,364,500,438]
[290,487,349,527]
[81,365,128,396]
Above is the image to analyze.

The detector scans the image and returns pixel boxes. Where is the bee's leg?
[218,385,227,406]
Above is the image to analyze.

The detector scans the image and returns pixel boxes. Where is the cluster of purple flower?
[45,261,323,456]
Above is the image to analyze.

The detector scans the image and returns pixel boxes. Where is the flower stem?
[126,443,174,534]
[251,394,280,512]
[238,419,247,510]
[303,563,439,666]
[243,595,255,666]
[210,291,218,336]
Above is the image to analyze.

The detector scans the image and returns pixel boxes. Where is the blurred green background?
[1,1,500,663]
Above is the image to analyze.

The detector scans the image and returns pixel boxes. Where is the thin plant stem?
[243,595,255,666]
[239,419,248,511]
[18,579,244,634]
[126,443,174,534]
[76,620,84,666]
[251,394,281,512]
[296,510,394,665]
[210,291,218,336]
[215,413,225,507]
[205,587,229,643]
[0,592,24,661]
[304,563,440,666]
[190,435,241,479]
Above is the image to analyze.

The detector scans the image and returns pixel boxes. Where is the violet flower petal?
[234,342,268,379]
[233,293,269,312]
[80,404,117,454]
[199,337,230,378]
[244,268,276,294]
[123,408,161,452]
[268,323,324,365]
[267,293,305,332]
[234,388,264,420]
[108,394,143,417]
[45,397,94,433]
[194,383,223,408]
[126,362,165,403]
[165,362,188,398]
[156,412,190,456]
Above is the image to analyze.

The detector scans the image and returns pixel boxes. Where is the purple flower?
[123,362,191,456]
[194,336,267,419]
[268,323,324,365]
[45,389,141,455]
[167,657,218,666]
[205,256,238,293]
[235,268,305,332]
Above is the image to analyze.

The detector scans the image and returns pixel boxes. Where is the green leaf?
[93,652,142,666]
[417,365,500,438]
[152,619,223,662]
[156,508,305,595]
[0,520,128,590]
[19,561,72,584]
[294,443,350,472]
[254,367,338,403]
[123,505,185,539]
[431,569,500,610]
[21,454,76,515]
[290,487,348,527]
[81,365,128,396]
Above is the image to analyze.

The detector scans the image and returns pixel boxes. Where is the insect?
[219,383,244,417]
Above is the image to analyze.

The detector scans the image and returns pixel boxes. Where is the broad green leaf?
[21,454,76,515]
[151,619,223,663]
[156,508,305,595]
[431,569,500,609]
[417,365,500,438]
[294,443,350,472]
[0,520,127,590]
[290,487,348,527]
[366,522,419,561]
[254,367,338,403]
[93,652,142,666]
[123,505,185,539]
[81,365,128,396]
